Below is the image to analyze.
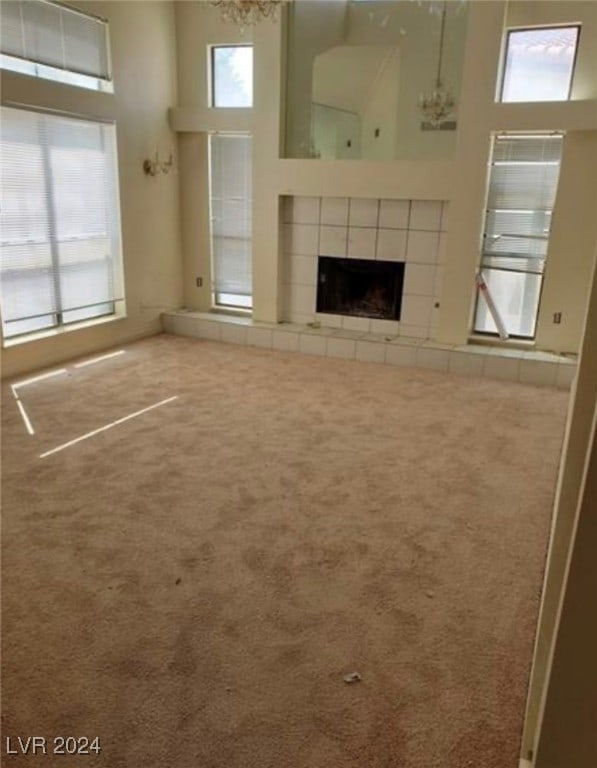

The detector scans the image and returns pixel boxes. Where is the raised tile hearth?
[162,310,577,390]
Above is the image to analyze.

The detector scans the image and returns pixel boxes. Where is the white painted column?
[435,1,506,345]
[522,236,597,765]
[252,12,285,322]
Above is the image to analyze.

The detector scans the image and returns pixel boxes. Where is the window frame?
[0,0,113,93]
[472,132,564,341]
[0,105,126,345]
[473,268,546,342]
[209,44,254,109]
[499,24,582,103]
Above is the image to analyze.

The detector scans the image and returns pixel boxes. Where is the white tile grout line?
[39,396,179,459]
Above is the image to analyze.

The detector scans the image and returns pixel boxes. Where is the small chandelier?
[210,1,281,28]
[420,0,456,129]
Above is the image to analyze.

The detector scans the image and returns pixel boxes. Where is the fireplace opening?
[316,256,404,320]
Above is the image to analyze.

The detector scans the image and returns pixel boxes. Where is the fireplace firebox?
[316,256,404,320]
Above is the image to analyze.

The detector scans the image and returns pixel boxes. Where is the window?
[500,26,580,102]
[0,107,124,341]
[0,0,112,92]
[211,45,253,108]
[474,134,563,340]
[209,134,252,310]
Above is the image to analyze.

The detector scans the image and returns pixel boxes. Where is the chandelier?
[420,0,456,129]
[210,1,282,28]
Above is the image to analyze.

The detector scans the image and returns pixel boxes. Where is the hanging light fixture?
[419,0,457,130]
[209,1,281,29]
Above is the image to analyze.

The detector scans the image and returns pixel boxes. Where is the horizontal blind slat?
[493,135,563,163]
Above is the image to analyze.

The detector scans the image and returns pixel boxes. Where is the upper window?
[211,45,253,108]
[500,26,580,102]
[0,0,112,93]
[0,107,124,341]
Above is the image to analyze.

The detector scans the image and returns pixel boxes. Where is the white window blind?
[482,135,562,274]
[0,106,124,340]
[475,133,563,339]
[209,133,253,308]
[1,0,112,91]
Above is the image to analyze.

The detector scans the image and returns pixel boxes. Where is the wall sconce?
[143,149,174,176]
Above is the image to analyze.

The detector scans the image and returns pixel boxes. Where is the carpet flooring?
[1,333,569,768]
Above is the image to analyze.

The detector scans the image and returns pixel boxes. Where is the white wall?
[536,131,597,352]
[311,44,398,160]
[344,0,467,161]
[285,0,348,158]
[286,0,467,161]
[312,104,361,160]
[312,45,388,115]
[361,48,400,160]
[1,0,182,379]
[532,237,597,767]
[348,1,468,160]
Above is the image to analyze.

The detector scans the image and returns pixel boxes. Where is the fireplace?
[316,257,404,320]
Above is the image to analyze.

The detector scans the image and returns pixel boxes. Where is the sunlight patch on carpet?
[39,395,179,458]
[73,350,126,369]
[12,368,68,390]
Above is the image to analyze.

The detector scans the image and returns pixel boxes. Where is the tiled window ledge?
[162,310,577,390]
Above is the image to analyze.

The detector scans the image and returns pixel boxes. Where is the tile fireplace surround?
[282,196,445,338]
[163,196,577,390]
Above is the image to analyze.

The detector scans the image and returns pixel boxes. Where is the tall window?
[211,45,253,108]
[474,134,563,340]
[209,134,252,310]
[0,0,112,92]
[0,107,124,340]
[500,26,580,102]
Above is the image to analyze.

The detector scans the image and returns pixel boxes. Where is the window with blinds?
[474,133,563,339]
[0,106,124,341]
[0,0,112,92]
[209,133,253,309]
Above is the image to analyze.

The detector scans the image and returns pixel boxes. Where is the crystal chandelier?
[210,1,282,28]
[420,0,456,128]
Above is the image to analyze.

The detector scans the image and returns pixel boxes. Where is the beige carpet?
[1,333,569,768]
